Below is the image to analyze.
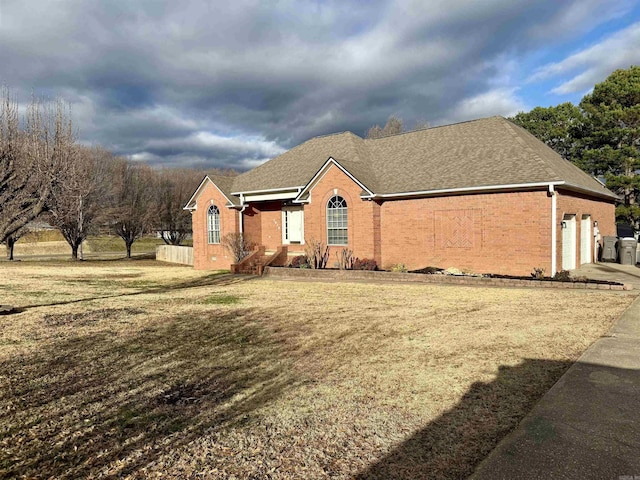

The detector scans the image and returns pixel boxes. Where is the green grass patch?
[202,294,241,305]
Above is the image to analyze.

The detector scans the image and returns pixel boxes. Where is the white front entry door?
[580,215,591,264]
[562,214,577,271]
[283,207,304,244]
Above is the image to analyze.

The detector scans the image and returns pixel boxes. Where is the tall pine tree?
[579,66,640,226]
[511,102,584,162]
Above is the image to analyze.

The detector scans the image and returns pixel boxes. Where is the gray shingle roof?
[208,175,240,205]
[226,116,617,200]
[231,131,371,193]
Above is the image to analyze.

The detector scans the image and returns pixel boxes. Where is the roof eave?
[231,185,306,196]
[361,181,564,200]
[183,175,211,210]
[557,183,620,201]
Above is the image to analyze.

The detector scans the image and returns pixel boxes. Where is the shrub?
[531,267,545,279]
[304,238,329,269]
[288,255,308,268]
[221,233,255,263]
[353,258,377,270]
[553,270,572,282]
[336,248,355,270]
[390,263,407,273]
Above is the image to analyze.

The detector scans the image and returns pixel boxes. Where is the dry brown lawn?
[0,260,635,479]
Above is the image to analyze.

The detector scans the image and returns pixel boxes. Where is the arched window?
[207,205,220,244]
[326,195,348,245]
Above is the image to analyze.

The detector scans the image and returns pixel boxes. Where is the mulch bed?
[408,267,624,286]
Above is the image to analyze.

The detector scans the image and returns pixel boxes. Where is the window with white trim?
[207,205,220,244]
[327,195,347,245]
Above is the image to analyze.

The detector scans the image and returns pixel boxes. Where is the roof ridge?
[364,116,503,141]
[312,130,361,140]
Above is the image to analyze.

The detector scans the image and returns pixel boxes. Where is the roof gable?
[230,131,372,194]
[294,157,374,203]
[183,175,240,210]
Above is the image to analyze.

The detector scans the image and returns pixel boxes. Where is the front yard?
[0,261,634,479]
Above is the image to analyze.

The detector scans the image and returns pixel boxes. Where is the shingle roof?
[226,116,617,200]
[230,131,371,193]
[208,175,240,205]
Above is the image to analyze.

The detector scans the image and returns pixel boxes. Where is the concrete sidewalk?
[471,294,640,480]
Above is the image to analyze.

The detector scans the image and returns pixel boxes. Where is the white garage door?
[562,214,577,271]
[581,215,591,265]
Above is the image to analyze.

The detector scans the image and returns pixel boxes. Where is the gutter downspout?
[549,184,557,276]
[238,194,246,235]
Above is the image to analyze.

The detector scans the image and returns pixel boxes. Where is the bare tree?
[47,143,114,260]
[0,88,50,246]
[111,160,156,258]
[156,168,198,245]
[366,116,430,139]
[366,116,404,139]
[4,225,28,261]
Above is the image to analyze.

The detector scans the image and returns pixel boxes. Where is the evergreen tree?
[579,66,640,226]
[510,102,584,162]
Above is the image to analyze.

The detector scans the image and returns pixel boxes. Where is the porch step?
[234,246,289,275]
[237,255,271,275]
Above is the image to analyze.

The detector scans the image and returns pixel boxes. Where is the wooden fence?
[156,245,194,266]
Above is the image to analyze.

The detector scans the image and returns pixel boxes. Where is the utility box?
[602,236,618,262]
[618,238,637,265]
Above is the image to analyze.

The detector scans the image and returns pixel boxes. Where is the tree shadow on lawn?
[18,272,257,311]
[355,358,574,480]
[0,307,300,479]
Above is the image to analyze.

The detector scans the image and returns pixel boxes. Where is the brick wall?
[192,177,616,276]
[379,190,552,276]
[555,189,616,270]
[242,201,283,250]
[242,204,262,246]
[303,164,378,267]
[191,181,238,270]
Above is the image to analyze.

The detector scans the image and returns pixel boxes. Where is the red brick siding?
[242,204,262,246]
[555,189,616,269]
[191,181,238,270]
[380,190,552,276]
[191,177,616,276]
[303,165,377,266]
[241,201,283,250]
[259,201,284,250]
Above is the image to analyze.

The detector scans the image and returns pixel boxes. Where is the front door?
[283,207,304,244]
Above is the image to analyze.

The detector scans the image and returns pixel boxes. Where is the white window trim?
[207,205,221,244]
[326,195,348,246]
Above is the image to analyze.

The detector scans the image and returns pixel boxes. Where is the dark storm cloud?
[0,0,634,170]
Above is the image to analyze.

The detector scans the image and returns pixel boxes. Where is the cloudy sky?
[1,0,639,171]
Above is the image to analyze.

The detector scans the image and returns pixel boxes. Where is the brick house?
[184,116,617,276]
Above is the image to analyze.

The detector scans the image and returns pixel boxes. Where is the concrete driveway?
[573,262,640,289]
